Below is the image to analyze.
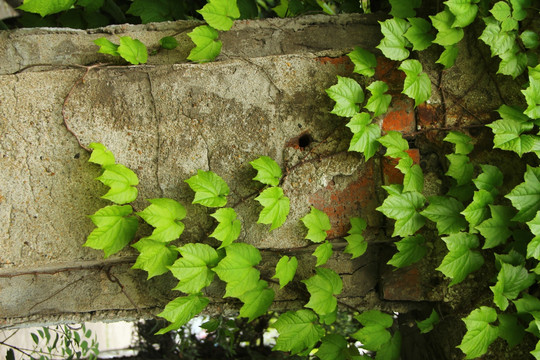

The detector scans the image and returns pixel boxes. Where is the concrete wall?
[0,14,518,327]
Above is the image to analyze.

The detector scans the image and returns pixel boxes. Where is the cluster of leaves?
[325,0,540,358]
[4,324,99,360]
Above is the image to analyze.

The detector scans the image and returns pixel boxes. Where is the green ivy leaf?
[506,165,540,222]
[344,217,368,259]
[399,59,431,107]
[117,36,148,65]
[213,243,261,298]
[187,25,223,63]
[238,280,275,322]
[477,205,514,249]
[375,331,402,360]
[272,310,324,355]
[421,196,467,235]
[522,65,540,119]
[352,310,393,352]
[301,206,331,243]
[250,155,282,186]
[377,18,411,61]
[416,309,440,333]
[457,307,499,359]
[444,131,473,155]
[97,164,139,204]
[185,169,230,208]
[389,0,420,18]
[317,334,348,360]
[302,267,342,316]
[446,154,473,186]
[326,76,365,117]
[446,0,478,28]
[430,9,464,46]
[348,47,377,77]
[436,44,459,69]
[498,313,526,348]
[462,189,495,229]
[126,0,178,23]
[403,164,424,193]
[18,0,76,16]
[498,48,528,79]
[387,234,427,268]
[313,241,333,266]
[378,130,409,158]
[346,113,381,160]
[88,142,116,166]
[93,38,120,57]
[365,81,392,116]
[137,198,186,242]
[521,30,539,50]
[169,243,220,294]
[491,263,535,310]
[84,205,138,258]
[404,17,434,51]
[436,232,484,286]
[377,185,426,237]
[510,0,532,21]
[490,1,518,32]
[487,105,535,157]
[197,0,240,31]
[209,208,241,248]
[527,212,540,259]
[479,16,516,56]
[156,294,209,334]
[132,238,178,279]
[159,36,179,50]
[272,255,298,288]
[255,186,290,231]
[473,164,503,197]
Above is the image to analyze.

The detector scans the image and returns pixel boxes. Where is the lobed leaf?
[461,189,495,230]
[377,185,426,237]
[522,65,540,119]
[430,9,464,46]
[313,241,333,266]
[316,334,348,360]
[473,164,503,197]
[185,169,230,208]
[97,164,139,204]
[404,17,434,51]
[238,280,275,322]
[132,238,178,279]
[209,208,241,248]
[399,59,431,107]
[344,217,368,258]
[137,198,186,242]
[487,105,536,157]
[436,232,484,286]
[169,243,220,294]
[444,131,473,155]
[302,267,343,316]
[365,81,392,117]
[416,309,440,334]
[377,18,411,61]
[156,294,209,334]
[477,205,514,249]
[348,47,377,77]
[18,0,76,16]
[272,310,324,355]
[272,255,298,288]
[187,25,222,63]
[378,130,409,158]
[446,0,478,28]
[479,16,516,57]
[213,243,261,298]
[89,142,116,166]
[197,0,240,31]
[301,206,331,243]
[437,44,459,69]
[255,186,290,231]
[506,165,540,222]
[491,263,535,311]
[421,195,467,235]
[326,76,365,117]
[457,307,499,359]
[250,155,282,186]
[346,113,381,160]
[387,234,427,268]
[403,163,424,193]
[446,154,473,186]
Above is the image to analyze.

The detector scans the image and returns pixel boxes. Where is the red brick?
[315,56,354,74]
[382,149,420,185]
[382,94,416,134]
[381,265,423,301]
[417,103,444,143]
[374,57,405,90]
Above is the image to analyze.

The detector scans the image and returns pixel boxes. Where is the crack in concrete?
[145,72,164,198]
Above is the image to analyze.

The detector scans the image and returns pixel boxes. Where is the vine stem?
[0,341,34,358]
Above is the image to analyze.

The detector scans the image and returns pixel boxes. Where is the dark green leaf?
[506,165,540,222]
[302,267,342,316]
[387,234,427,268]
[159,36,179,50]
[421,196,467,235]
[477,205,514,249]
[416,309,440,333]
[491,263,535,310]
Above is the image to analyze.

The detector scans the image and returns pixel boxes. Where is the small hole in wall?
[298,134,312,148]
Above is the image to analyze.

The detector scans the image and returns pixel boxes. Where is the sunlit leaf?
[302,267,342,316]
[301,206,331,243]
[272,310,324,355]
[348,47,377,77]
[169,243,220,294]
[250,155,282,186]
[185,169,230,207]
[436,232,484,286]
[457,307,499,359]
[255,186,290,231]
[326,76,365,117]
[156,294,209,334]
[272,255,298,288]
[132,238,178,279]
[344,217,368,258]
[209,208,241,248]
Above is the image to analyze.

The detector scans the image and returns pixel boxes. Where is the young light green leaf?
[365,81,392,116]
[377,18,411,61]
[302,267,342,316]
[446,154,473,186]
[416,309,440,333]
[346,113,381,160]
[97,164,139,204]
[521,30,539,50]
[498,49,528,79]
[377,185,426,237]
[272,310,324,355]
[437,44,459,69]
[477,205,514,249]
[348,47,377,77]
[389,0,421,18]
[209,208,241,248]
[461,189,495,229]
[197,0,240,31]
[344,217,368,258]
[479,16,516,56]
[490,1,518,32]
[457,307,499,359]
[156,294,209,334]
[436,232,484,286]
[132,238,178,279]
[117,36,148,65]
[94,37,120,57]
[18,0,76,16]
[506,165,540,222]
[420,196,467,235]
[375,331,402,360]
[430,9,464,46]
[159,36,179,50]
[238,280,275,322]
[250,155,282,186]
[446,0,478,28]
[491,263,535,310]
[522,65,540,119]
[498,313,526,348]
[444,131,473,155]
[378,130,409,158]
[185,169,230,208]
[88,142,116,166]
[137,198,186,242]
[169,243,220,294]
[487,105,535,157]
[387,234,427,268]
[403,164,424,193]
[316,334,348,360]
[213,243,261,298]
[313,241,333,266]
[527,212,540,259]
[187,25,222,63]
[301,206,331,243]
[326,76,365,117]
[272,255,298,288]
[352,310,394,351]
[399,59,431,107]
[473,164,503,196]
[255,186,290,231]
[84,205,138,258]
[404,17,434,51]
